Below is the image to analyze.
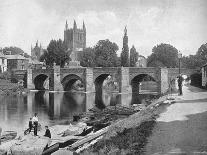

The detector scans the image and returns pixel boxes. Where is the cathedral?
[31,41,44,61]
[64,20,86,62]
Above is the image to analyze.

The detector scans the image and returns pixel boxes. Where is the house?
[6,54,29,71]
[0,52,7,73]
[201,63,207,87]
[136,55,147,67]
[28,57,43,69]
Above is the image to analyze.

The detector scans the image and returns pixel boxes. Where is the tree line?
[2,40,207,69]
[40,39,139,67]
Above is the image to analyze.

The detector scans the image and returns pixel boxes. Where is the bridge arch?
[94,74,112,93]
[61,74,84,91]
[131,74,158,93]
[33,74,49,90]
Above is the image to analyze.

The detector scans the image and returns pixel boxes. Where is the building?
[201,63,207,87]
[0,51,7,73]
[6,54,29,71]
[64,20,86,61]
[31,41,44,61]
[136,55,147,67]
[28,57,43,69]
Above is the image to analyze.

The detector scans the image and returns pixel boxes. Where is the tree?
[181,43,207,69]
[3,46,24,55]
[80,48,96,67]
[147,43,179,68]
[40,39,70,67]
[130,45,138,67]
[121,27,129,67]
[196,43,207,65]
[94,39,120,67]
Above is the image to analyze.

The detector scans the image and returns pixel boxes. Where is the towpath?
[143,84,207,155]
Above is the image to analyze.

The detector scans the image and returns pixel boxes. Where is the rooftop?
[28,58,43,65]
[6,54,27,60]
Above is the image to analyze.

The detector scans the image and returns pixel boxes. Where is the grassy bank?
[80,96,169,155]
[0,79,24,96]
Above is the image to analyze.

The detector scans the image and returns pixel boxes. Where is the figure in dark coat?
[178,75,183,95]
[44,126,51,138]
[29,118,33,133]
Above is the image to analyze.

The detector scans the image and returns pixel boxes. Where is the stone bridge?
[12,67,198,95]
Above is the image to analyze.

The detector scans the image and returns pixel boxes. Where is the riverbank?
[0,80,24,96]
[79,95,175,155]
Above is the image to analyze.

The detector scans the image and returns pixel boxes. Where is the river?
[0,91,155,134]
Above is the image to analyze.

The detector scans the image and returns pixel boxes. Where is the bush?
[190,73,202,87]
[0,72,11,80]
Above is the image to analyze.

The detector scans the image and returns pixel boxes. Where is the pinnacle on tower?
[65,20,68,30]
[73,20,77,30]
[36,40,38,47]
[83,21,86,31]
[124,26,127,36]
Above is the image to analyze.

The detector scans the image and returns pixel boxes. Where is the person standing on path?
[0,127,2,145]
[178,75,183,95]
[32,113,38,136]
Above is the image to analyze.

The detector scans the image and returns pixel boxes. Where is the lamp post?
[178,51,182,75]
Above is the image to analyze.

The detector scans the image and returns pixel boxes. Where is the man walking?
[178,75,183,95]
[32,113,38,136]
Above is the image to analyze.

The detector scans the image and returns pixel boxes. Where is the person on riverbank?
[29,118,33,133]
[178,75,183,95]
[32,113,38,136]
[44,126,51,138]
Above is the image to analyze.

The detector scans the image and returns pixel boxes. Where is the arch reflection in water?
[0,90,157,134]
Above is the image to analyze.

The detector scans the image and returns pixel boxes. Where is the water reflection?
[0,91,155,133]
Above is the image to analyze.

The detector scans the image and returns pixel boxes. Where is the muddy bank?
[79,96,172,155]
[0,80,25,96]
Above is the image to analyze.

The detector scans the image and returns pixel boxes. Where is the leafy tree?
[94,39,120,67]
[181,43,207,69]
[3,46,24,55]
[196,43,207,65]
[121,43,129,67]
[80,48,96,67]
[130,45,138,67]
[147,43,179,68]
[40,39,70,67]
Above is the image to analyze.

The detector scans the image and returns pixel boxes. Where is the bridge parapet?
[129,67,159,82]
[93,67,119,81]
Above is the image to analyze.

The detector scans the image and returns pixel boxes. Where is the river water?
[0,91,155,134]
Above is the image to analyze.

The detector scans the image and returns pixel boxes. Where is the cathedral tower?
[64,20,86,61]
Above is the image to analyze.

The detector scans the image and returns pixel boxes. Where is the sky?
[0,0,206,57]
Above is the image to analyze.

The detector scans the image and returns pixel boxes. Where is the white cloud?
[0,0,206,57]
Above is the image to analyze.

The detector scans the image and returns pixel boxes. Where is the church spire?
[73,20,77,30]
[65,20,68,30]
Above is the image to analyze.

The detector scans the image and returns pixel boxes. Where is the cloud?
[0,0,206,57]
